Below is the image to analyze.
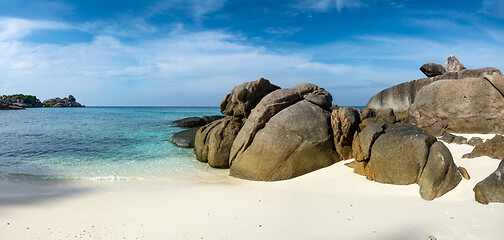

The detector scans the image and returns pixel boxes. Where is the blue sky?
[1,0,503,106]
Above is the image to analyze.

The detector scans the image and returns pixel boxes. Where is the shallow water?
[0,107,222,181]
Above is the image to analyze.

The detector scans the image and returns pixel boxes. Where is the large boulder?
[229,83,339,181]
[417,141,462,200]
[220,78,280,117]
[463,135,504,159]
[331,107,361,159]
[168,128,199,148]
[365,123,462,200]
[194,116,245,168]
[420,62,446,77]
[367,123,437,185]
[352,123,385,161]
[365,55,502,114]
[409,75,504,135]
[473,160,504,204]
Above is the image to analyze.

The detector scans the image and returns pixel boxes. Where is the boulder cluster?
[170,55,504,204]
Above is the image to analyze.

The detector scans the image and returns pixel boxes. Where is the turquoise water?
[0,107,222,181]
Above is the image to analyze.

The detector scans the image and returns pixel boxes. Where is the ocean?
[0,107,223,181]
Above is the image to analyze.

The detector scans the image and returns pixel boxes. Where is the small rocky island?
[171,55,504,205]
[0,94,84,110]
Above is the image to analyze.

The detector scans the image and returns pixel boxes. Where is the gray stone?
[458,166,470,180]
[444,55,466,72]
[168,128,199,148]
[229,83,338,181]
[352,123,385,161]
[220,78,280,117]
[420,62,446,77]
[463,135,504,159]
[439,132,456,144]
[367,123,437,185]
[173,117,207,128]
[468,137,484,147]
[473,160,504,204]
[409,76,504,135]
[331,107,361,159]
[417,141,462,200]
[194,116,245,168]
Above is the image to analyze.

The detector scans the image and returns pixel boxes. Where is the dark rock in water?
[43,95,84,107]
[173,117,207,128]
[420,62,446,77]
[365,123,461,200]
[444,55,466,72]
[201,115,225,123]
[220,78,280,117]
[229,83,339,181]
[331,107,361,160]
[409,75,504,135]
[173,115,225,128]
[168,128,199,148]
[463,135,504,159]
[194,116,245,168]
[473,159,504,204]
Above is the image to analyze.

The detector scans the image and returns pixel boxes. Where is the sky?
[1,0,504,106]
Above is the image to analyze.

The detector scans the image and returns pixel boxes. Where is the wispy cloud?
[295,0,362,12]
[264,26,303,36]
[146,0,227,22]
[480,0,504,19]
[0,17,74,41]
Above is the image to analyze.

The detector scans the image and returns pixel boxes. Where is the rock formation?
[220,78,280,117]
[365,55,502,116]
[194,78,278,168]
[463,135,504,159]
[173,115,224,128]
[473,160,504,204]
[43,95,85,107]
[348,123,462,200]
[229,83,339,181]
[168,128,199,148]
[0,94,43,108]
[331,107,361,159]
[194,116,245,168]
[409,75,504,135]
[420,62,446,77]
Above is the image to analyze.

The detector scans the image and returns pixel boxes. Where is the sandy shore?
[1,134,503,240]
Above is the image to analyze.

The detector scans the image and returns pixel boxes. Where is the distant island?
[0,94,84,110]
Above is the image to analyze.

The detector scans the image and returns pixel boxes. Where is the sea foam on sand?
[0,134,503,240]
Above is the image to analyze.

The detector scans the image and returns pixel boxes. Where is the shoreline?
[1,134,503,240]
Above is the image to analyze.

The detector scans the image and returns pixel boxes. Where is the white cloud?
[481,0,504,18]
[0,17,73,41]
[0,26,372,106]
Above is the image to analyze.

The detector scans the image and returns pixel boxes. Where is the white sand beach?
[1,134,503,240]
